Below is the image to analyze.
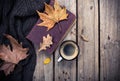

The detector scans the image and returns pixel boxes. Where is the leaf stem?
[57,23,62,33]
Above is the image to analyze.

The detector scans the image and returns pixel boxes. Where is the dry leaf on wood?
[38,34,53,52]
[36,0,68,31]
[81,34,89,42]
[0,34,28,75]
[44,58,51,64]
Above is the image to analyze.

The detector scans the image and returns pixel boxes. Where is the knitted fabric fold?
[0,0,50,81]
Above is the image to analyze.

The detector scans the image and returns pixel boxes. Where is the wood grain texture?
[78,0,99,81]
[100,0,120,81]
[32,0,120,81]
[54,0,77,81]
[33,45,53,81]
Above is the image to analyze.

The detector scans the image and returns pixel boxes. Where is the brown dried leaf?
[38,34,53,52]
[0,34,28,75]
[81,34,89,42]
[37,0,68,31]
[0,62,15,75]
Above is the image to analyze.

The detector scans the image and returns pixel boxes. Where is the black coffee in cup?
[59,40,79,60]
[63,44,75,56]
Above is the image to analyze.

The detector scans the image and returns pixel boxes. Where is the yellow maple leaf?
[44,58,51,64]
[36,0,68,31]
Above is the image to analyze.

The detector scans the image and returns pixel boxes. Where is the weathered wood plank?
[100,0,120,81]
[78,0,99,81]
[54,0,77,81]
[33,45,53,81]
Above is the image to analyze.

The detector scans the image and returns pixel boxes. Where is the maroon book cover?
[26,10,76,54]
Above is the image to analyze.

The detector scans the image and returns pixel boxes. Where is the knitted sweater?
[0,0,50,81]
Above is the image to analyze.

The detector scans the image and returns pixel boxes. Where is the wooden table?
[33,0,120,81]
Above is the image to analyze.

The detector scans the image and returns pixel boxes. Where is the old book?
[26,10,76,54]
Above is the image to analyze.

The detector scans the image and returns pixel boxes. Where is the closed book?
[26,10,76,54]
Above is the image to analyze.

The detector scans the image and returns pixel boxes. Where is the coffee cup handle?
[58,56,63,62]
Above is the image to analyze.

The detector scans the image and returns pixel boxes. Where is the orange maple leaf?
[36,0,68,31]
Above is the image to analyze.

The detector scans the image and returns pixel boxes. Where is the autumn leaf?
[38,34,53,52]
[36,0,68,31]
[0,62,15,75]
[81,34,89,42]
[0,34,28,75]
[44,58,51,64]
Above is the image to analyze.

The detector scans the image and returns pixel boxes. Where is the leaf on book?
[44,58,51,64]
[36,0,68,31]
[0,34,28,75]
[81,34,89,42]
[38,34,53,52]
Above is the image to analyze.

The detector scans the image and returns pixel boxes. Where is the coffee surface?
[63,44,75,56]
